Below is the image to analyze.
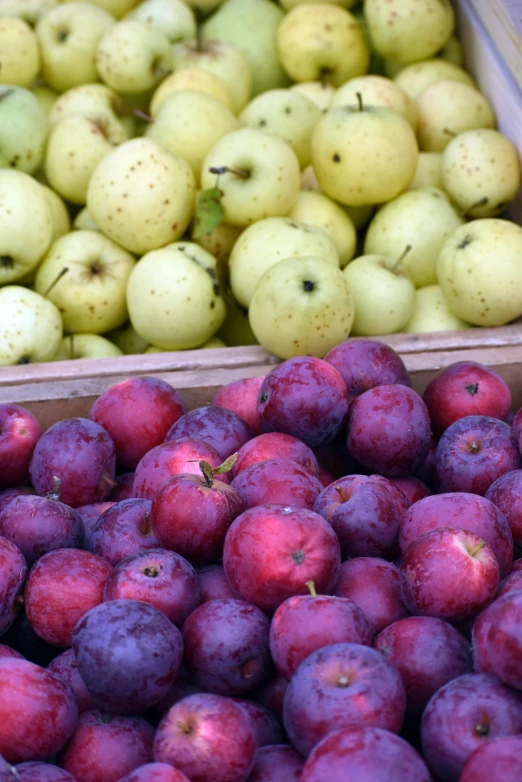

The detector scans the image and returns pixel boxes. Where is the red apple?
[0,404,41,489]
[48,648,96,713]
[231,459,323,510]
[165,406,253,461]
[117,764,190,782]
[89,376,185,470]
[389,477,431,505]
[76,502,115,548]
[0,644,24,660]
[414,435,438,489]
[324,339,411,400]
[0,486,35,514]
[109,473,135,501]
[14,762,76,781]
[197,564,235,603]
[253,674,289,724]
[213,377,264,435]
[498,570,522,597]
[317,465,334,487]
[514,406,522,450]
[232,432,318,478]
[0,536,27,635]
[486,469,522,550]
[233,701,283,748]
[473,590,522,690]
[247,745,303,781]
[459,736,522,782]
[89,499,161,566]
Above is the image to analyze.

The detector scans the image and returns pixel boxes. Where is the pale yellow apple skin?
[311,105,418,206]
[437,219,522,326]
[239,89,321,168]
[395,59,475,101]
[124,0,196,43]
[0,286,63,366]
[36,2,115,93]
[365,0,454,64]
[416,80,496,152]
[277,4,369,87]
[441,129,521,218]
[0,86,48,176]
[217,297,258,346]
[192,213,242,264]
[81,0,141,19]
[404,285,470,334]
[172,39,252,115]
[145,336,228,351]
[39,185,71,242]
[290,82,336,112]
[35,230,136,334]
[127,242,227,349]
[440,36,464,67]
[407,152,443,190]
[87,137,196,255]
[332,75,417,129]
[107,322,150,353]
[0,0,58,25]
[249,256,354,359]
[32,85,59,117]
[96,20,173,94]
[0,170,54,285]
[364,187,464,288]
[0,18,40,87]
[49,84,134,139]
[229,216,340,307]
[343,254,415,335]
[201,128,301,227]
[150,69,233,116]
[54,334,124,361]
[146,90,238,179]
[289,191,357,268]
[73,207,100,232]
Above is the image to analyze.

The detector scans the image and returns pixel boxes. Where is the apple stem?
[101,472,116,490]
[134,108,151,123]
[306,580,317,597]
[469,540,486,557]
[392,244,412,272]
[46,476,61,502]
[139,513,152,536]
[443,127,457,137]
[208,165,250,179]
[44,266,69,296]
[356,91,364,112]
[464,196,489,217]
[199,460,214,488]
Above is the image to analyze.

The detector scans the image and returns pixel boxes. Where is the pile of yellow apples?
[1,0,521,365]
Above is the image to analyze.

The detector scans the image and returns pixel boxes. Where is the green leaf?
[214,452,239,475]
[193,187,224,239]
[199,460,215,487]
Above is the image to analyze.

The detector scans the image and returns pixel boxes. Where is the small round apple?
[124,0,196,44]
[49,83,134,139]
[436,219,522,326]
[404,285,470,334]
[53,335,124,361]
[201,128,300,227]
[192,212,242,266]
[277,4,369,86]
[249,256,354,359]
[332,75,417,129]
[407,152,443,190]
[127,242,226,350]
[365,0,455,64]
[87,137,196,254]
[289,191,357,268]
[441,129,521,218]
[39,185,70,243]
[0,287,62,366]
[150,68,233,116]
[0,18,40,87]
[395,59,476,100]
[311,103,418,206]
[290,81,336,112]
[0,86,48,176]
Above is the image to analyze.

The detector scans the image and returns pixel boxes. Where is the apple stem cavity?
[0,254,14,269]
[303,280,315,292]
[45,476,62,502]
[465,383,479,396]
[139,513,152,536]
[468,540,486,557]
[44,266,69,296]
[306,580,317,597]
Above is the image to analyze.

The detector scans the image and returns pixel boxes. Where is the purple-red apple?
[165,406,253,460]
[0,404,41,489]
[486,470,522,550]
[231,459,323,510]
[324,339,411,401]
[233,701,283,748]
[15,762,76,781]
[473,589,522,690]
[117,764,190,782]
[109,473,135,501]
[213,377,264,435]
[89,499,160,565]
[232,432,318,478]
[389,477,431,505]
[253,674,289,724]
[459,736,522,782]
[48,648,96,714]
[77,502,115,548]
[498,570,522,597]
[0,536,27,635]
[0,487,35,514]
[197,564,235,603]
[248,744,303,781]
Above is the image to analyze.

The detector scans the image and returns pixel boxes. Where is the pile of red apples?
[1,339,522,782]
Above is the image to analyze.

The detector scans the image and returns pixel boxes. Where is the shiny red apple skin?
[165,406,253,461]
[334,557,407,634]
[197,564,235,603]
[48,648,96,714]
[257,357,349,448]
[76,502,115,548]
[375,616,472,713]
[89,377,185,470]
[300,726,431,782]
[423,361,511,437]
[400,528,499,621]
[223,505,341,614]
[269,594,371,679]
[0,404,41,489]
[24,548,112,647]
[389,477,431,505]
[153,693,257,782]
[283,642,406,757]
[0,536,27,635]
[421,673,522,782]
[324,339,411,401]
[347,385,431,477]
[0,658,78,764]
[247,744,304,781]
[29,418,116,508]
[459,735,522,782]
[232,432,318,478]
[14,762,76,781]
[117,763,190,782]
[231,459,323,510]
[473,590,522,690]
[213,377,264,435]
[151,474,245,566]
[133,438,229,500]
[486,469,522,550]
[399,492,513,578]
[89,499,160,566]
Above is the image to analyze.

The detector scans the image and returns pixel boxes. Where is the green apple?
[441,129,521,218]
[311,103,418,205]
[49,83,135,139]
[45,112,127,204]
[416,80,496,152]
[217,296,257,346]
[145,336,228,352]
[439,35,463,67]
[249,255,354,359]
[172,39,252,114]
[239,89,321,168]
[364,187,464,288]
[32,84,58,116]
[200,128,301,227]
[394,59,475,100]
[87,137,196,254]
[343,253,415,335]
[146,90,238,178]
[437,219,522,326]
[331,75,417,129]
[107,321,150,353]
[365,0,454,64]
[35,229,135,334]
[0,170,53,285]
[290,81,336,112]
[404,284,470,333]
[39,184,71,242]
[73,207,100,232]
[79,0,141,19]
[53,334,124,360]
[229,216,340,307]
[0,0,58,25]
[0,286,63,366]
[150,68,233,116]
[203,0,289,96]
[127,242,227,349]
[407,151,443,190]
[36,2,115,93]
[0,17,40,87]
[277,4,369,86]
[124,0,196,43]
[96,19,172,94]
[0,86,47,175]
[289,190,357,267]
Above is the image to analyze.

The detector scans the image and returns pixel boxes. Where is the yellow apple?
[290,81,336,112]
[288,190,357,267]
[32,84,58,116]
[107,322,150,353]
[0,286,63,366]
[394,59,475,100]
[0,86,48,176]
[79,0,141,19]
[124,0,196,43]
[332,75,417,129]
[217,296,258,346]
[0,0,58,25]
[73,208,100,232]
[49,83,134,139]
[0,17,40,87]
[407,152,443,190]
[150,68,233,116]
[404,285,470,333]
[192,210,242,263]
[39,185,71,242]
[439,35,463,67]
[54,334,124,360]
